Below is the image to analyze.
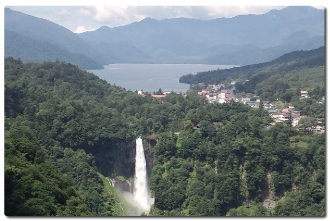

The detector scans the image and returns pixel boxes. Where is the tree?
[299,116,317,133]
[287,111,293,127]
[154,88,164,95]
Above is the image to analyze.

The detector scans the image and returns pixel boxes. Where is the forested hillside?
[180,47,324,101]
[4,57,205,216]
[4,29,103,70]
[5,131,92,216]
[4,58,324,216]
[148,107,324,216]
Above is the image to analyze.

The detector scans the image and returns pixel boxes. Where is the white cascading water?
[133,137,154,214]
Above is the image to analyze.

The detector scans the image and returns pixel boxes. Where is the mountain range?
[4,6,324,69]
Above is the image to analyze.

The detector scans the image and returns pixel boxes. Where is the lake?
[88,64,237,93]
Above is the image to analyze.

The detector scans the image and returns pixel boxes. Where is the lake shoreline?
[88,64,238,94]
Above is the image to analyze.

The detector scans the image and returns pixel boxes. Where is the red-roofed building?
[225,94,232,98]
[151,94,166,98]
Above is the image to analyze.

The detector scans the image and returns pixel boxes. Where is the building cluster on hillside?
[137,87,324,133]
[198,83,235,104]
[197,85,324,133]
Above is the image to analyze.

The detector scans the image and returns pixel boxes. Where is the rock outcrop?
[83,138,157,183]
[84,140,136,179]
[261,172,276,210]
[112,176,133,192]
[143,138,157,180]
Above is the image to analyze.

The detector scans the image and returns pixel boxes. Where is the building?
[218,98,225,103]
[138,91,146,97]
[202,88,212,94]
[246,101,256,108]
[300,91,308,99]
[291,110,300,119]
[151,94,166,98]
[270,112,284,119]
[241,97,250,104]
[218,92,226,99]
[268,109,277,113]
[225,93,232,99]
[292,117,301,127]
[245,93,252,98]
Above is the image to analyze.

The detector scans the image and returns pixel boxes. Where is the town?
[138,82,325,134]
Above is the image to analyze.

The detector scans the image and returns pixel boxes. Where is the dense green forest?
[4,57,324,216]
[148,109,324,216]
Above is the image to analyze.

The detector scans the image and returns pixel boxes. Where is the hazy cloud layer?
[7,5,323,33]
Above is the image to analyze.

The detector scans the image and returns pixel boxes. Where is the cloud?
[52,7,73,22]
[9,5,321,32]
[68,6,133,28]
[74,6,289,28]
[74,25,95,33]
[312,6,325,9]
[203,6,287,18]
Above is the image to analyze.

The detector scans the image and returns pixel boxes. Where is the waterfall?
[133,137,154,214]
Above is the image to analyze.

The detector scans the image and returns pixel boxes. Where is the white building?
[300,91,308,99]
[218,98,225,104]
[292,117,301,127]
[218,93,226,99]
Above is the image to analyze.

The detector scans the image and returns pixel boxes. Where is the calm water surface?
[89,64,237,93]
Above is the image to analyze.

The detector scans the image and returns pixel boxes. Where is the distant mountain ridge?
[4,29,103,69]
[78,6,323,65]
[179,46,325,95]
[4,6,324,68]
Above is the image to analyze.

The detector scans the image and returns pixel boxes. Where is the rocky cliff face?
[83,138,157,182]
[261,173,276,210]
[84,140,136,179]
[143,138,157,180]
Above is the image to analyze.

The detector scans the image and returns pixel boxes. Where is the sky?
[4,1,326,33]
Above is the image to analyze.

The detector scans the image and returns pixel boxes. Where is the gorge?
[98,138,155,215]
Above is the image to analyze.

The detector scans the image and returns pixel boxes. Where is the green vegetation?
[97,173,138,216]
[4,57,205,216]
[149,116,325,216]
[226,202,271,216]
[5,130,92,216]
[5,57,324,216]
[254,66,324,102]
[180,47,324,102]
